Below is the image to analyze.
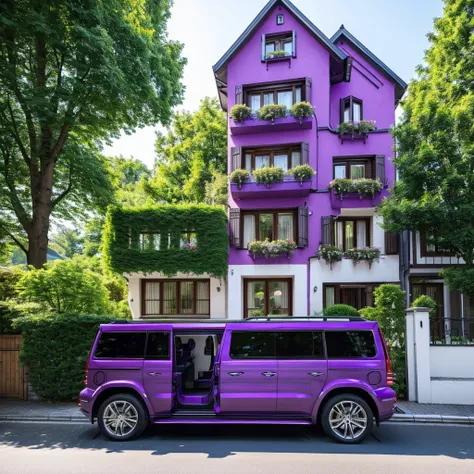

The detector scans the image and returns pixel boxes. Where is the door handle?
[262,371,277,377]
[228,372,244,376]
[147,372,161,376]
[308,372,323,377]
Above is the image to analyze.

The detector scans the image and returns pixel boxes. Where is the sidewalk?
[0,400,473,424]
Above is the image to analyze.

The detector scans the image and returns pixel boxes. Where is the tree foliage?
[148,97,227,203]
[0,0,185,268]
[380,0,474,295]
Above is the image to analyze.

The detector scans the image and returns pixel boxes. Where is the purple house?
[214,0,407,319]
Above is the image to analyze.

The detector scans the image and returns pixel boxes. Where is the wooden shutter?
[229,208,241,248]
[297,206,309,248]
[376,155,385,184]
[292,30,296,58]
[305,77,312,104]
[385,231,399,255]
[231,146,242,172]
[301,142,309,165]
[235,85,243,105]
[261,34,266,61]
[321,216,335,246]
[339,98,345,124]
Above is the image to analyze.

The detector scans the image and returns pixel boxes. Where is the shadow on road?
[0,422,473,460]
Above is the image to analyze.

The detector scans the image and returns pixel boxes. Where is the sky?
[104,0,444,168]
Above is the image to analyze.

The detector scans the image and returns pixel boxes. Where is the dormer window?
[261,31,296,60]
[341,96,362,123]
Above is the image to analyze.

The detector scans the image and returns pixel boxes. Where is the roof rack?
[245,316,365,322]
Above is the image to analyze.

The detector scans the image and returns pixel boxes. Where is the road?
[1,421,473,473]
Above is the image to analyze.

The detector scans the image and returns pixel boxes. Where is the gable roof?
[331,26,407,102]
[213,0,346,74]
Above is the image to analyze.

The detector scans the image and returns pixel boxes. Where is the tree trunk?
[27,157,55,269]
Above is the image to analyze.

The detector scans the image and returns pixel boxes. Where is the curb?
[389,413,474,424]
[0,415,86,423]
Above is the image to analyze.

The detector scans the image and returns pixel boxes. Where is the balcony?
[230,166,314,200]
[230,115,312,136]
[329,178,383,210]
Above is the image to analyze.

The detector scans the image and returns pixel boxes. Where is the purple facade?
[213,0,406,318]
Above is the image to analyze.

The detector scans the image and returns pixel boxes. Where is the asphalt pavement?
[1,421,473,473]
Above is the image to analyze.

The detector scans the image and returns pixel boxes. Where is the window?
[142,280,210,316]
[243,145,301,173]
[242,209,296,247]
[334,217,370,251]
[324,284,378,310]
[420,230,454,257]
[276,14,284,25]
[265,33,293,56]
[95,332,146,359]
[325,331,376,358]
[146,332,170,360]
[244,278,292,317]
[276,331,324,358]
[245,81,304,113]
[340,96,363,123]
[333,157,374,180]
[138,232,197,251]
[230,331,275,358]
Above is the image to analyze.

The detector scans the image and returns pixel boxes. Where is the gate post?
[405,307,431,403]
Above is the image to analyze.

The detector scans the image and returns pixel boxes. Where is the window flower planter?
[337,120,376,144]
[329,178,382,200]
[317,245,343,269]
[248,240,297,259]
[230,169,250,188]
[229,104,252,122]
[252,167,285,187]
[344,247,381,269]
[287,164,315,184]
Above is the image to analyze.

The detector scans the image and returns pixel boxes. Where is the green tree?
[204,171,228,206]
[0,0,185,268]
[149,97,227,203]
[380,0,474,295]
[50,225,84,258]
[17,258,110,314]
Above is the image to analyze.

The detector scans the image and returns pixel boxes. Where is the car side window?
[145,332,170,360]
[230,331,275,358]
[95,332,146,359]
[325,331,376,358]
[276,331,324,359]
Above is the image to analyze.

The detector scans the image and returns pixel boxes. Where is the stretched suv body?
[79,317,395,443]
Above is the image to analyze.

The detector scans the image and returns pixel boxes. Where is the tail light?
[378,328,393,386]
[84,358,89,387]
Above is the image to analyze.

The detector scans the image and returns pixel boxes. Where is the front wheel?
[97,394,148,441]
[320,394,373,444]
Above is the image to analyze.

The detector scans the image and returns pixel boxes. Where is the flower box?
[248,240,297,259]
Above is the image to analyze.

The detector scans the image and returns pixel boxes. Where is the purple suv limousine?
[79,317,395,443]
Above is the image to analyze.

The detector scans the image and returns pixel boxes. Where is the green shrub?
[17,259,111,314]
[412,295,437,319]
[229,104,252,122]
[103,204,228,277]
[266,50,288,59]
[289,101,313,120]
[323,304,359,317]
[252,167,285,185]
[0,301,46,334]
[360,284,406,397]
[247,239,297,258]
[0,267,24,300]
[257,104,287,121]
[230,168,250,187]
[287,164,316,181]
[329,178,382,199]
[15,314,119,400]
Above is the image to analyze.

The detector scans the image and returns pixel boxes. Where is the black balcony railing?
[430,318,474,346]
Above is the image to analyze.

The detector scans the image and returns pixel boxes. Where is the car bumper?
[79,388,95,423]
[374,386,397,422]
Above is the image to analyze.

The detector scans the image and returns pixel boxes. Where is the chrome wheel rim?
[329,401,368,440]
[103,401,139,437]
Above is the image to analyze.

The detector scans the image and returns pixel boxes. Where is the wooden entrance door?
[0,335,27,399]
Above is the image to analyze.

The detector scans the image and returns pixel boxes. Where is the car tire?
[320,394,374,444]
[97,393,148,441]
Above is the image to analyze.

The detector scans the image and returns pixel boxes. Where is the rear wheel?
[97,394,148,441]
[321,394,373,444]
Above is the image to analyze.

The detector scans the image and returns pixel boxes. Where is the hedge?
[15,314,118,401]
[0,301,46,334]
[103,204,228,277]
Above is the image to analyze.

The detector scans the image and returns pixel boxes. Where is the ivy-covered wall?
[103,205,228,277]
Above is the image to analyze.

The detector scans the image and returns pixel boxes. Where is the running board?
[153,415,311,425]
